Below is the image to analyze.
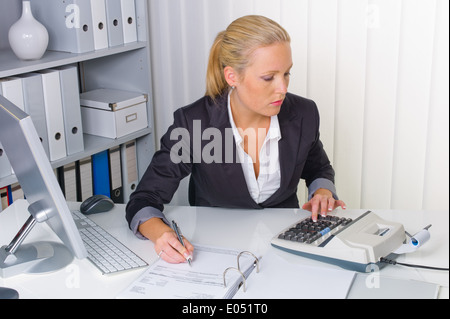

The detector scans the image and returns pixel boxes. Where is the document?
[233,249,356,299]
[118,245,356,299]
[118,245,257,299]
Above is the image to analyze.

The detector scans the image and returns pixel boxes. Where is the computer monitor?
[0,95,87,278]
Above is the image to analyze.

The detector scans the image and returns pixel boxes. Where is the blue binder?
[92,150,111,197]
[6,185,13,205]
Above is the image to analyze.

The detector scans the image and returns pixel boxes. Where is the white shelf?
[53,128,152,168]
[0,42,146,78]
[1,128,152,188]
[0,0,155,191]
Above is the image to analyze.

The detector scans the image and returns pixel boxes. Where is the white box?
[80,89,148,139]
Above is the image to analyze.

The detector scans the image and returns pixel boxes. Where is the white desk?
[1,200,448,299]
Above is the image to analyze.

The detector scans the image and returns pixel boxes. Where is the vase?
[8,1,49,61]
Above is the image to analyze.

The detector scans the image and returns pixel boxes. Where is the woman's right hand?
[138,217,194,264]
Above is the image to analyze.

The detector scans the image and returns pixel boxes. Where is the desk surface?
[1,200,448,299]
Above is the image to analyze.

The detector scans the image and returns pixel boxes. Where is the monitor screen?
[0,95,87,278]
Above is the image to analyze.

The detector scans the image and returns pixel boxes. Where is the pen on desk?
[172,220,192,266]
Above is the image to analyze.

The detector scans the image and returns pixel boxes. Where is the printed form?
[117,244,356,299]
[117,245,256,299]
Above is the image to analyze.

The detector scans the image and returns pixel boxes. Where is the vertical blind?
[147,0,449,211]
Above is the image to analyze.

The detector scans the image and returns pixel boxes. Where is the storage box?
[80,89,148,139]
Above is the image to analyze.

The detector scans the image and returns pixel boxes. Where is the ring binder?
[118,245,261,299]
[223,267,247,292]
[237,250,260,273]
[223,250,260,293]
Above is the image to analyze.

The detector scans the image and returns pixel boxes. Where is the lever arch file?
[108,145,124,203]
[0,144,11,179]
[0,187,8,211]
[233,250,355,299]
[39,70,67,161]
[0,88,12,179]
[90,0,109,50]
[57,163,77,202]
[77,157,94,202]
[0,77,24,111]
[1,78,25,177]
[120,140,138,203]
[117,243,358,299]
[19,73,50,157]
[56,66,84,156]
[31,0,95,53]
[117,245,260,299]
[120,0,138,43]
[105,0,125,47]
[92,150,111,197]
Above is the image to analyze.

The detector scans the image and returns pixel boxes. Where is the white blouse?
[227,93,281,204]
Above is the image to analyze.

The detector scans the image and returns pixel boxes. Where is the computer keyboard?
[271,211,406,272]
[71,210,148,275]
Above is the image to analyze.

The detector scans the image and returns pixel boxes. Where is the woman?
[126,15,346,264]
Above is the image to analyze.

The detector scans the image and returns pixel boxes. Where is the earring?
[231,86,235,90]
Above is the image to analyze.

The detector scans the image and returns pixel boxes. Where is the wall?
[147,0,449,211]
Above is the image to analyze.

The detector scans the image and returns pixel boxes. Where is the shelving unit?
[0,0,155,193]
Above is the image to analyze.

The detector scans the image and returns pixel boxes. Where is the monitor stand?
[0,215,73,278]
[0,287,19,299]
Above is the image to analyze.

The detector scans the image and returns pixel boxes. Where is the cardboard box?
[80,89,148,139]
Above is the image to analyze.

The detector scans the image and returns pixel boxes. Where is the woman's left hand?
[302,188,346,222]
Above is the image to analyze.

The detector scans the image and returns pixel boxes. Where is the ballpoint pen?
[172,220,192,266]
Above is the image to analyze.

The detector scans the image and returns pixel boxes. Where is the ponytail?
[205,31,228,99]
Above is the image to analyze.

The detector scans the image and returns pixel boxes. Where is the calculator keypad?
[277,215,353,245]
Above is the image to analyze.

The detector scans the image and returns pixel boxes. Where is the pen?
[172,220,192,266]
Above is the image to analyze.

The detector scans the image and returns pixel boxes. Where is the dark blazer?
[125,92,335,226]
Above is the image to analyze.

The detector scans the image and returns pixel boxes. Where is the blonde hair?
[205,15,291,99]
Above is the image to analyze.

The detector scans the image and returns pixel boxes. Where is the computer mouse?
[80,194,114,215]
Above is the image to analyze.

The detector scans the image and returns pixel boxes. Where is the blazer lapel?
[262,97,302,205]
[205,92,303,208]
[279,102,301,187]
[206,93,261,208]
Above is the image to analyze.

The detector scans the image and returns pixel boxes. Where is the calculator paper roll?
[394,229,431,254]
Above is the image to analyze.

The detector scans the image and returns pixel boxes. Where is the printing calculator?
[271,211,406,272]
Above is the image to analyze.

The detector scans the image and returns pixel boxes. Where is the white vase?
[8,1,49,61]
